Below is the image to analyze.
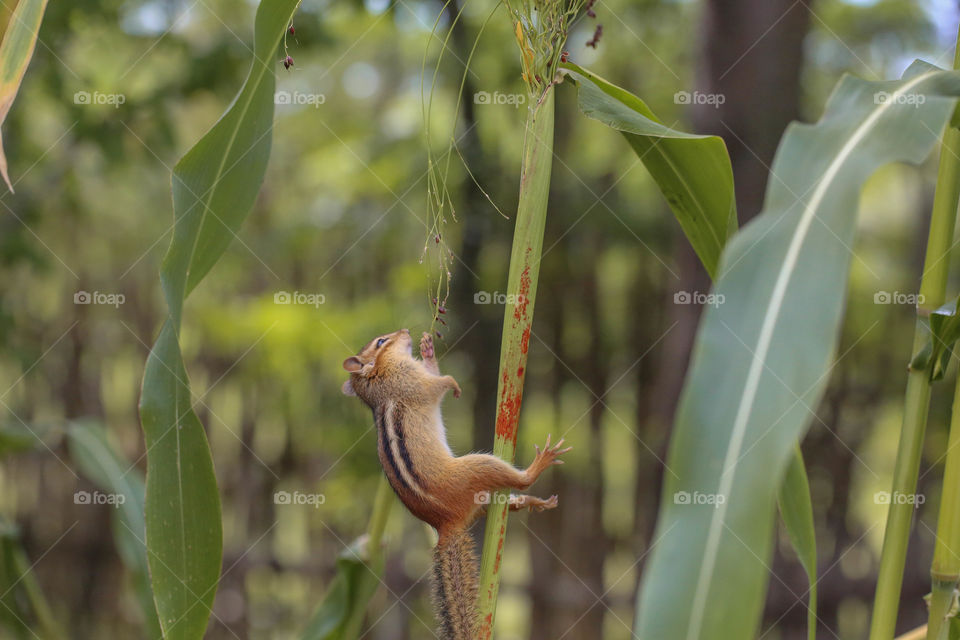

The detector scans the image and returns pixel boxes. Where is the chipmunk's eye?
[376,338,387,348]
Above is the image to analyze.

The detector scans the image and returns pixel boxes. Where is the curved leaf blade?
[138,2,301,638]
[0,0,48,192]
[777,445,817,640]
[561,62,737,278]
[635,61,960,640]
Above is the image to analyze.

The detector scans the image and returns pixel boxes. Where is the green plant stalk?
[339,477,394,640]
[476,88,555,639]
[927,350,960,640]
[870,35,960,638]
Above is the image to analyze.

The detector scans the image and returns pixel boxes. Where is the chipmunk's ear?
[343,356,364,372]
[343,356,374,377]
[341,379,356,396]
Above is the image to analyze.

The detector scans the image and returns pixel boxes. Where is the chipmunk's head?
[341,329,413,405]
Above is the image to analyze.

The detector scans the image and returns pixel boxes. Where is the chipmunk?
[342,328,570,640]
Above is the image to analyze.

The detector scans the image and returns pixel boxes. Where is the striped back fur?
[431,529,478,640]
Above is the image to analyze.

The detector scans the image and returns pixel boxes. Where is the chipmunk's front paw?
[420,332,435,360]
[449,377,461,398]
[533,435,572,469]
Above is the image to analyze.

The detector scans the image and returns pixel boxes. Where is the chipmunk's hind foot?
[509,493,558,512]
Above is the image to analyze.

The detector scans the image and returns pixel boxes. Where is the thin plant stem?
[869,27,960,640]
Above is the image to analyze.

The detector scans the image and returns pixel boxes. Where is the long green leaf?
[558,64,821,626]
[0,0,47,192]
[635,60,960,640]
[777,445,817,640]
[68,421,162,639]
[138,2,301,638]
[561,62,737,278]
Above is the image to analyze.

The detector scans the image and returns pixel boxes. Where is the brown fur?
[342,329,571,637]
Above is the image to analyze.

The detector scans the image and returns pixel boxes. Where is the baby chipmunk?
[342,329,570,640]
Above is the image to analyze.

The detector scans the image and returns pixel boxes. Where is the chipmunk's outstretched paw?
[533,435,573,468]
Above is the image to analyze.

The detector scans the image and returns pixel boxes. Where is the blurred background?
[2,0,960,638]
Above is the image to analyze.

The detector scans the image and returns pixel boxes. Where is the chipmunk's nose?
[401,328,410,335]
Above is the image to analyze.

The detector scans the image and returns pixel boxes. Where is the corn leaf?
[634,60,960,640]
[0,0,48,192]
[138,1,301,637]
[561,62,737,278]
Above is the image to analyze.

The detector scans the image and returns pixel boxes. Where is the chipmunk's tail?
[432,528,479,640]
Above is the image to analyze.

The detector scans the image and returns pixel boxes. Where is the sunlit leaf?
[0,0,49,191]
[137,1,302,637]
[635,60,960,640]
[561,62,737,278]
